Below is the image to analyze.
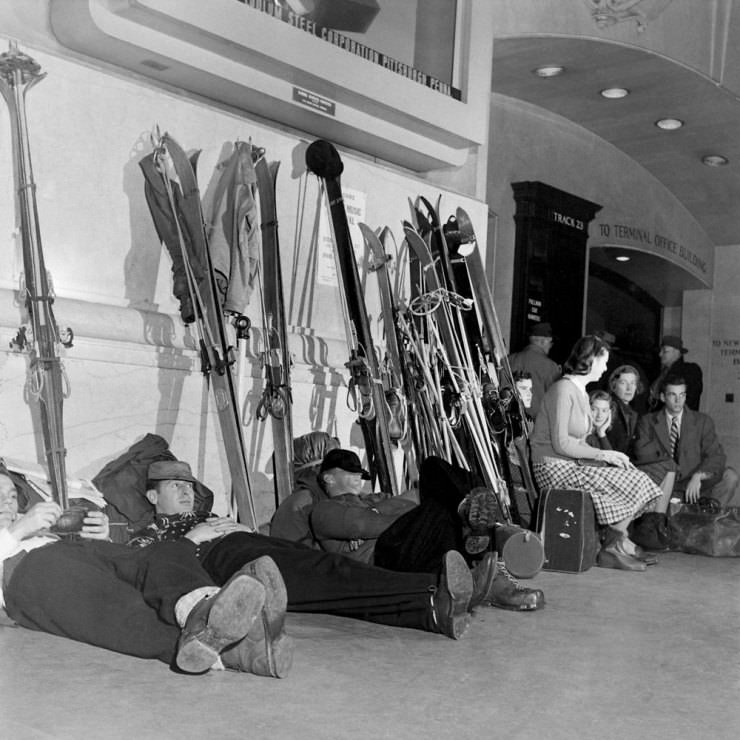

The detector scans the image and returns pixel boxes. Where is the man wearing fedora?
[647,335,703,411]
[131,458,486,643]
[507,322,561,420]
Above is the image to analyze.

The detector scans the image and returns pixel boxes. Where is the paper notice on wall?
[316,187,367,286]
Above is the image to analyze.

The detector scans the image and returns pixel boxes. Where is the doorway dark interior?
[586,261,662,402]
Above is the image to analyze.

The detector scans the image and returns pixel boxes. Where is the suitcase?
[537,488,600,572]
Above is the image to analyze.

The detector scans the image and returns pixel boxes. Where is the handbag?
[668,497,740,557]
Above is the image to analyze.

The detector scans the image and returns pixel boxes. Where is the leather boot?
[221,556,294,678]
[176,573,266,673]
[471,552,545,611]
[428,551,472,639]
[470,551,498,608]
[458,487,499,554]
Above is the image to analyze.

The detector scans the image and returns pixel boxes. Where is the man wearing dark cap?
[647,335,703,411]
[507,322,561,419]
[307,449,419,563]
[304,450,545,613]
[270,436,347,547]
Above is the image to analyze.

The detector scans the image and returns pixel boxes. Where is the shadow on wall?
[122,131,164,314]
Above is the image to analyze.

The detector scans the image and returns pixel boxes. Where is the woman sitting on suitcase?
[530,335,663,571]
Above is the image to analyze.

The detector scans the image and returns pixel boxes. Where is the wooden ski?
[0,43,72,508]
[140,133,257,529]
[403,223,510,507]
[254,153,294,504]
[305,140,398,496]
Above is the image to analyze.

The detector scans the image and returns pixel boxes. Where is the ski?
[254,153,294,504]
[403,223,510,507]
[450,207,521,397]
[418,195,458,292]
[139,133,257,529]
[305,140,398,496]
[0,43,72,508]
[360,223,419,486]
[445,207,537,521]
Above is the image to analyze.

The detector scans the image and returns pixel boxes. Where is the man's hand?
[685,474,703,503]
[184,517,253,544]
[80,510,110,540]
[8,502,62,540]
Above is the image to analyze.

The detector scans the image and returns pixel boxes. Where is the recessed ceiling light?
[655,118,684,130]
[702,154,729,167]
[600,87,629,99]
[533,65,564,78]
[615,255,631,262]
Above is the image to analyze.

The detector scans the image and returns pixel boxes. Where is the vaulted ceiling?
[490,12,740,305]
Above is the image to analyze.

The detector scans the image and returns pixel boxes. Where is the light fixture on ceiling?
[600,87,629,99]
[615,255,631,262]
[533,65,564,78]
[702,154,729,167]
[655,117,684,130]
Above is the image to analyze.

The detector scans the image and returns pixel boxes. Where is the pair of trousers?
[199,532,439,632]
[5,539,213,664]
[373,456,480,573]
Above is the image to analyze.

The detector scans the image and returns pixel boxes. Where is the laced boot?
[470,551,498,608]
[176,573,266,674]
[221,556,294,678]
[473,553,544,611]
[458,487,500,554]
[428,551,473,639]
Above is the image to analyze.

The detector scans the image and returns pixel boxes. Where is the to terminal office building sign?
[594,221,709,279]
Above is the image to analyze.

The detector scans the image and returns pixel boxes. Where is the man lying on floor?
[0,468,292,676]
[273,450,545,612]
[128,460,507,643]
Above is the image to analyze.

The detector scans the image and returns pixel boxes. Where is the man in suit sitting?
[635,374,738,507]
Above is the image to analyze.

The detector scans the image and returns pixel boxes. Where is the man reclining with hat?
[129,459,493,645]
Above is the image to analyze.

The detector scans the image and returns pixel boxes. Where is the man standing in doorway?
[508,322,561,420]
[647,335,703,411]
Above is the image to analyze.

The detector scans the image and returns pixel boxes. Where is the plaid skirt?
[533,457,662,525]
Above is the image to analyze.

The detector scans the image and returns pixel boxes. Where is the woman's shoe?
[632,544,658,565]
[597,546,647,572]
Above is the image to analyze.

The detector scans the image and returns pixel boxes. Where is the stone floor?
[2,551,739,739]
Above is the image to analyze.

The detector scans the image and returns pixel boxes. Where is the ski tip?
[305,139,344,179]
